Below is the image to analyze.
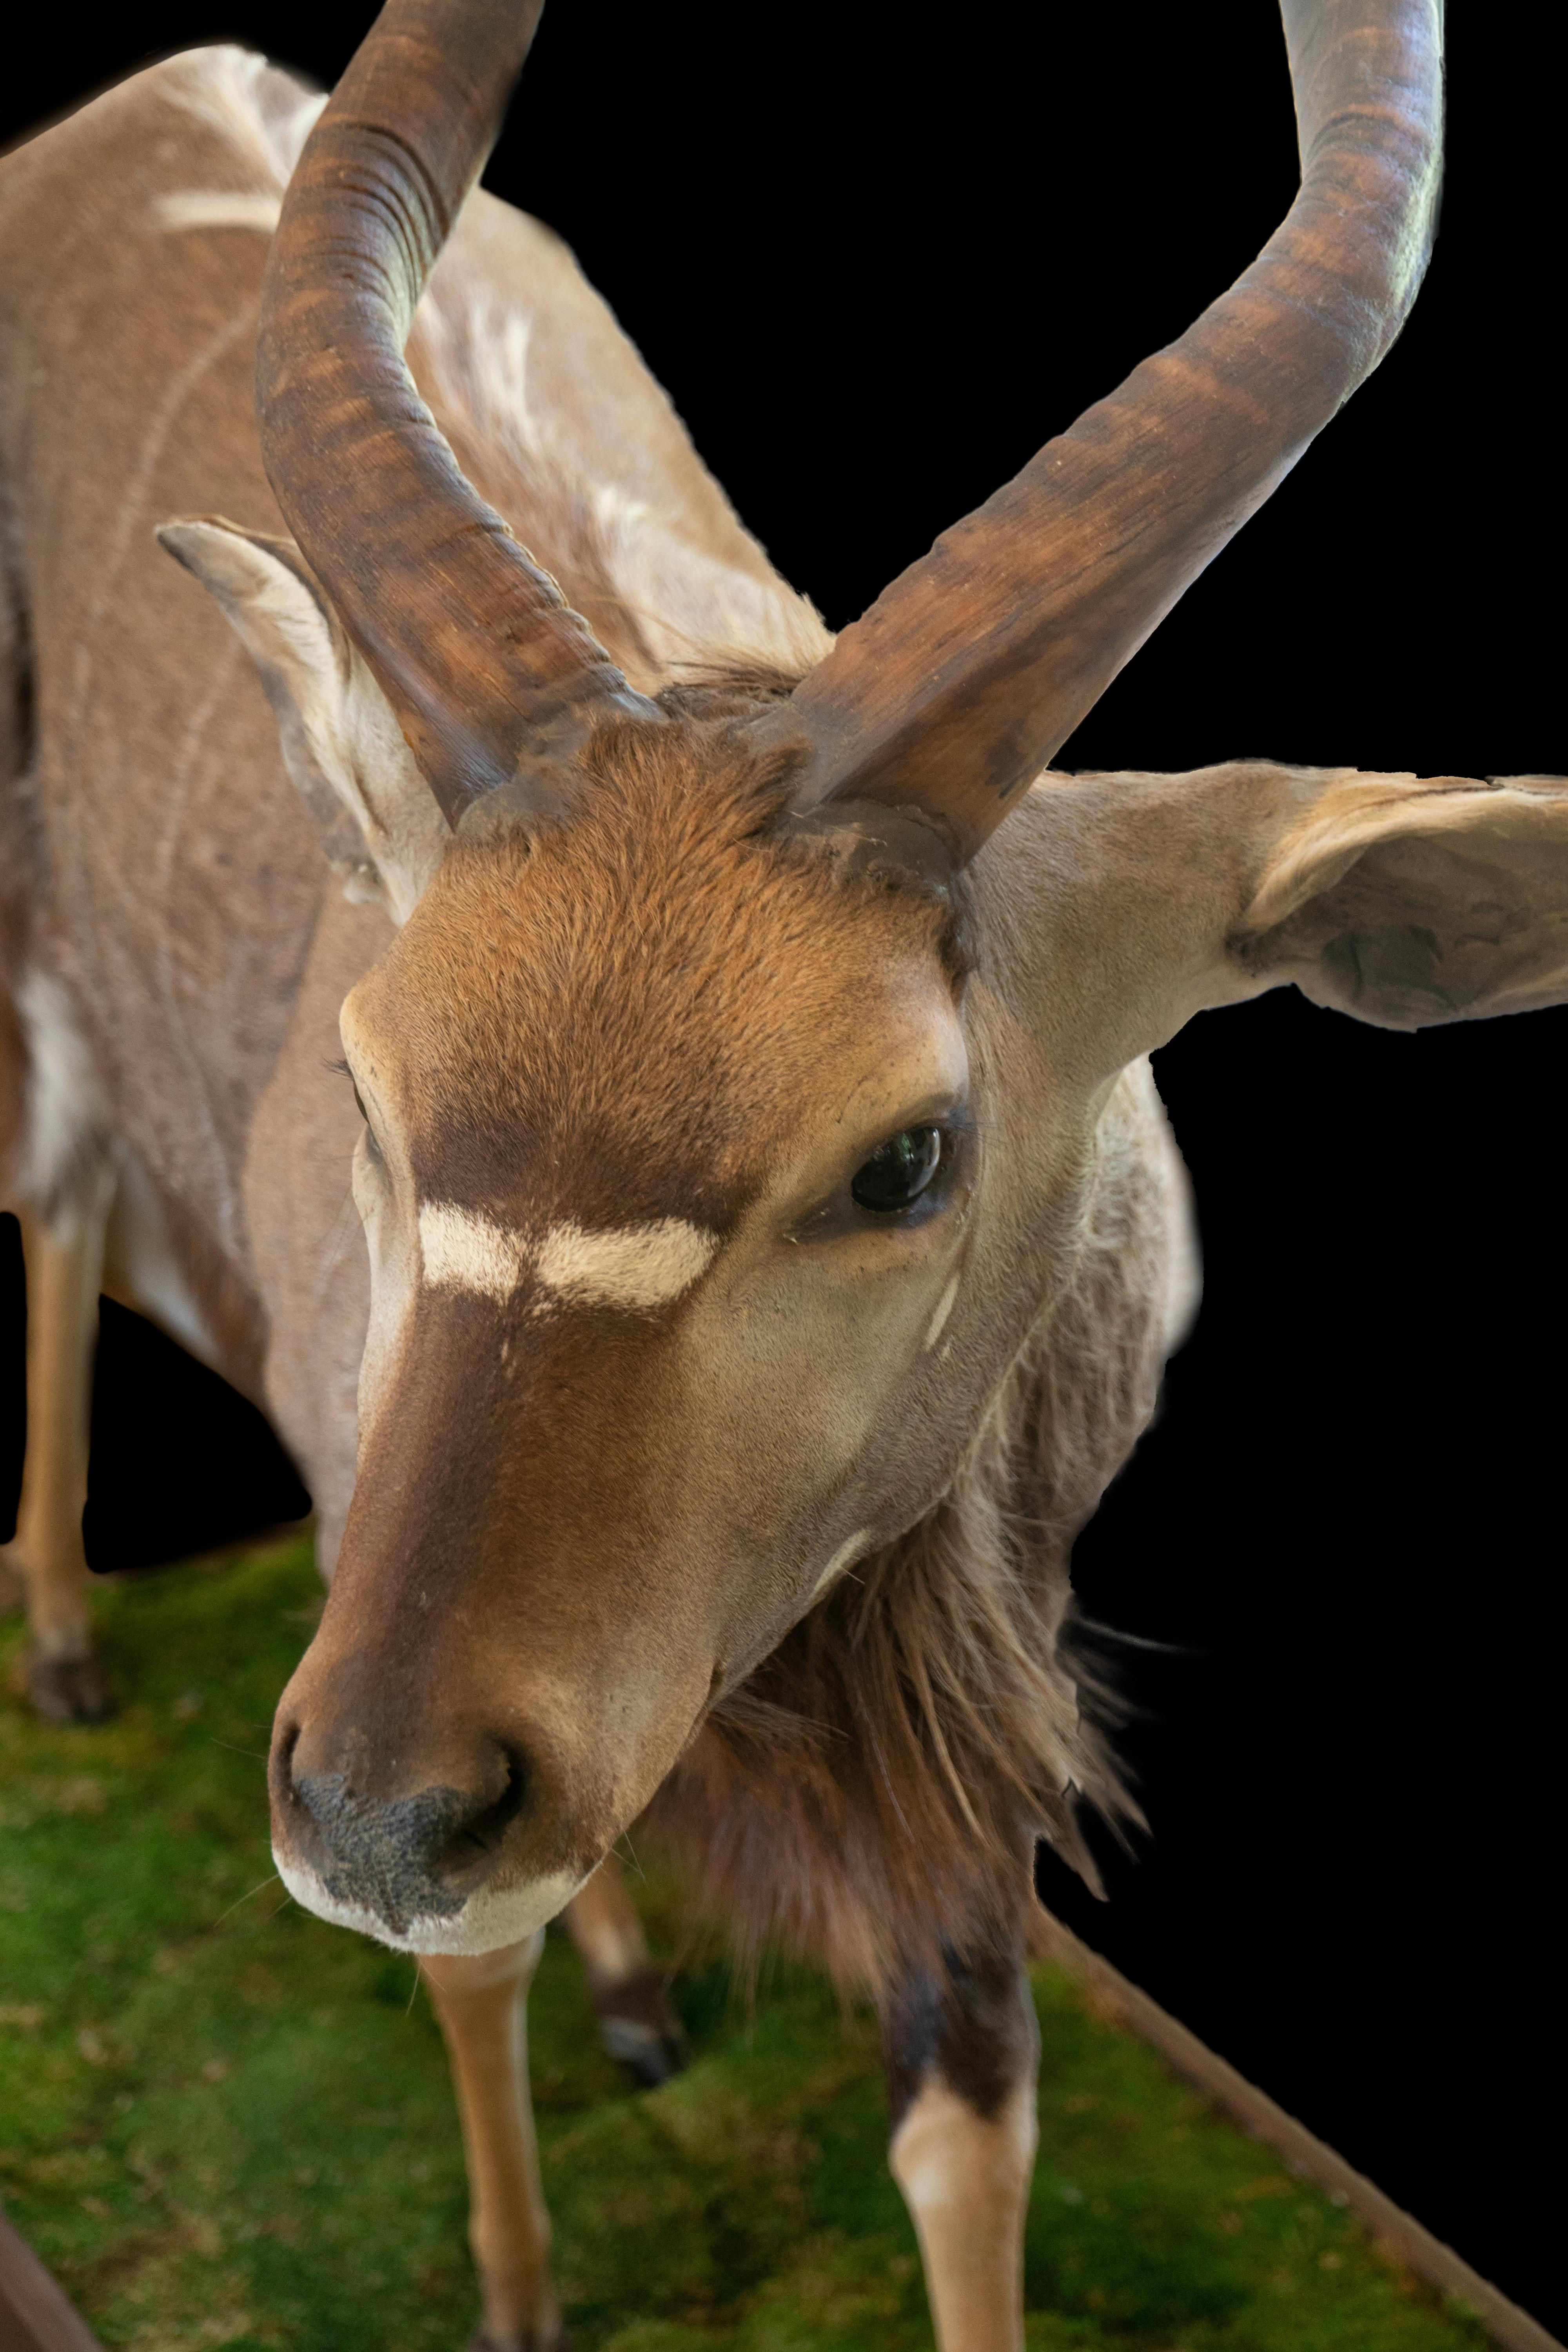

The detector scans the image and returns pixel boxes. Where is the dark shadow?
[0,1214,22,1544]
[1,1218,309,1572]
[83,1298,310,1574]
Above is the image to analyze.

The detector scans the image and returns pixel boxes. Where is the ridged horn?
[255,0,660,828]
[778,0,1444,866]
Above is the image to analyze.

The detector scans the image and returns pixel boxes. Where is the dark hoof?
[599,2014,688,2087]
[27,1647,114,1724]
[593,1965,689,2089]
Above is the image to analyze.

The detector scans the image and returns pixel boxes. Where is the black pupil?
[851,1127,943,1213]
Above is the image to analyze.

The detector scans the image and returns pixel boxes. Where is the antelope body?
[2,4,1562,2345]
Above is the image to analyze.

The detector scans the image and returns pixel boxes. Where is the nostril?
[276,1737,528,1935]
[269,1719,302,1806]
[434,1746,527,1873]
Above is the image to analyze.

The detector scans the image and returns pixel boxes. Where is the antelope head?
[161,0,1483,1954]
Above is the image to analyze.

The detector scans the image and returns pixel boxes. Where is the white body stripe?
[152,190,283,234]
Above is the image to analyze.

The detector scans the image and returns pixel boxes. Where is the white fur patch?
[152,190,283,234]
[418,1203,526,1302]
[417,1204,717,1311]
[890,2074,1039,2213]
[536,1218,717,1309]
[13,969,114,1237]
[274,1852,585,1956]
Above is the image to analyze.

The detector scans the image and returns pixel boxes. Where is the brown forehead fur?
[357,703,965,1224]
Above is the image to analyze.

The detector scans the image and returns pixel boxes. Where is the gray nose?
[289,1762,525,1937]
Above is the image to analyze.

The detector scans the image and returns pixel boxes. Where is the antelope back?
[0,45,824,1378]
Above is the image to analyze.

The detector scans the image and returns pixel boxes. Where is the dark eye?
[850,1126,943,1213]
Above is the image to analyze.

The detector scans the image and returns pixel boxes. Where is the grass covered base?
[1,1543,1490,2350]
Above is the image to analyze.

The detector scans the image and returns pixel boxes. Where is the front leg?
[563,1855,686,2087]
[0,1191,114,1721]
[882,1939,1040,2352]
[421,1935,563,2352]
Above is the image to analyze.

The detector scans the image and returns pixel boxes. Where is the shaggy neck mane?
[647,1070,1168,1996]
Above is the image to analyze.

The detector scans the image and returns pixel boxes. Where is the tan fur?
[421,1935,560,2352]
[0,46,827,1424]
[4,43,1567,2352]
[562,1858,656,1994]
[890,2076,1038,2352]
[0,1205,108,1681]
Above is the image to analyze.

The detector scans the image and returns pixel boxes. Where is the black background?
[4,0,1562,2329]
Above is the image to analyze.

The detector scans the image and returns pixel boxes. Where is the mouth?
[272,1850,589,1955]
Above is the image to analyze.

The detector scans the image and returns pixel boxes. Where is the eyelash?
[327,1058,375,1139]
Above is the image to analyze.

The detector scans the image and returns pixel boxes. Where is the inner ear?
[1235,773,1568,1030]
[156,515,449,924]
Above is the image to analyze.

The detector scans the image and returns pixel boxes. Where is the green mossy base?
[2,1543,1490,2351]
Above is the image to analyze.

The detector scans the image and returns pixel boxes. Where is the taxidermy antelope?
[2,0,1561,2342]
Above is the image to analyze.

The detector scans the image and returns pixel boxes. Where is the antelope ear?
[155,517,449,924]
[1232,771,1568,1029]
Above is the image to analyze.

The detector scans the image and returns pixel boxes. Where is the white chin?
[274,1852,586,1954]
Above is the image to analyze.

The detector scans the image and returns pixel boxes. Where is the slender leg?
[0,1185,114,1721]
[562,1855,686,2087]
[882,1940,1040,2352]
[421,1934,563,2352]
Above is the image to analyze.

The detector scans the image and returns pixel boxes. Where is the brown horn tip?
[778,0,1443,866]
[256,0,660,828]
